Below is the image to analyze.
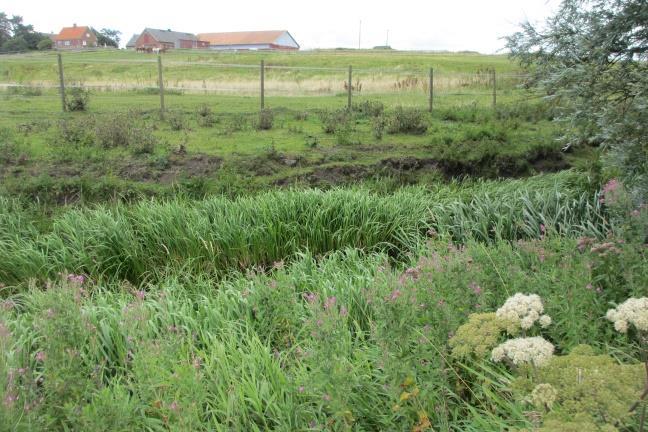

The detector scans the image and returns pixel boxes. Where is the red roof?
[55,26,92,41]
[197,31,288,46]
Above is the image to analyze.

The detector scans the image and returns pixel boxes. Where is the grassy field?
[2,49,645,431]
[0,49,571,204]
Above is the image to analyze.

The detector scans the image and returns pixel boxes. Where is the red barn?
[54,24,98,49]
[135,28,208,50]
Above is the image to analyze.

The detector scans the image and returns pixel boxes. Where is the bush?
[0,127,27,164]
[372,116,386,140]
[256,109,274,131]
[94,113,157,154]
[54,117,96,149]
[37,38,53,50]
[196,105,216,128]
[167,112,185,131]
[386,107,428,135]
[65,86,90,112]
[353,100,385,118]
[319,109,349,134]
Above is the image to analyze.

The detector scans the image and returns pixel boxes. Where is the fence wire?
[0,54,539,120]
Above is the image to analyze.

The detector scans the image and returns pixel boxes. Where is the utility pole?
[386,29,389,47]
[358,20,362,50]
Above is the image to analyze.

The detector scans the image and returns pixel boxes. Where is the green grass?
[1,228,646,430]
[0,49,520,83]
[0,171,607,285]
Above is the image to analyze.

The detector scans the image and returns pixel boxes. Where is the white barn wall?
[275,32,299,48]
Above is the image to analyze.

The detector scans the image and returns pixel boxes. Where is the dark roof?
[142,28,198,44]
[126,34,139,47]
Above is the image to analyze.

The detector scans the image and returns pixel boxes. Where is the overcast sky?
[6,0,560,53]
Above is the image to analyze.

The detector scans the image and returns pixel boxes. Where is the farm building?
[135,28,209,50]
[125,34,139,49]
[54,24,97,49]
[197,30,299,51]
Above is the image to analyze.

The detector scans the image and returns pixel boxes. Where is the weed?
[196,105,216,128]
[256,109,274,131]
[65,85,90,112]
[386,107,428,135]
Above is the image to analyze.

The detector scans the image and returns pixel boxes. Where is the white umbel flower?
[606,297,648,334]
[490,336,554,367]
[496,293,550,330]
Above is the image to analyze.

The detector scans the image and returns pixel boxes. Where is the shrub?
[65,86,90,112]
[0,127,24,164]
[167,111,185,131]
[353,100,384,118]
[319,109,349,134]
[37,38,53,50]
[386,107,428,135]
[223,114,248,134]
[256,109,274,131]
[372,116,386,140]
[54,117,96,148]
[196,105,216,128]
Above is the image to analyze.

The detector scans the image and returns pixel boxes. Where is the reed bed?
[0,172,606,285]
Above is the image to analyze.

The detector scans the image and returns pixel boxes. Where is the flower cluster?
[491,336,554,367]
[496,293,552,330]
[530,383,558,410]
[606,297,648,334]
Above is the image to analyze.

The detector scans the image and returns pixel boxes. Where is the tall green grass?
[0,172,607,285]
[2,233,645,430]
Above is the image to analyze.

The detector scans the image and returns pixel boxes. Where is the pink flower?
[469,282,482,295]
[631,209,640,217]
[540,224,546,236]
[322,393,331,401]
[67,273,85,285]
[437,299,445,307]
[3,393,17,408]
[586,283,593,290]
[35,351,47,362]
[0,322,10,340]
[324,296,336,310]
[388,289,402,302]
[135,290,146,300]
[340,306,348,317]
[298,386,305,393]
[303,292,317,303]
[168,401,179,412]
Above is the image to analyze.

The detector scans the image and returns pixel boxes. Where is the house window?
[86,33,90,38]
[83,40,87,46]
[65,41,70,46]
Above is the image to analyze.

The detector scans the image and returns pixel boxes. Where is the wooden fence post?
[260,59,265,110]
[429,68,434,112]
[492,69,497,109]
[347,65,352,111]
[157,55,165,117]
[57,53,66,112]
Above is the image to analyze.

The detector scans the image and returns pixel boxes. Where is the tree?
[0,12,11,46]
[1,36,28,52]
[0,12,49,51]
[37,38,52,50]
[95,28,121,47]
[506,0,647,203]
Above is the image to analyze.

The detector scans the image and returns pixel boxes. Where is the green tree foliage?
[95,28,121,47]
[506,0,648,203]
[0,12,50,52]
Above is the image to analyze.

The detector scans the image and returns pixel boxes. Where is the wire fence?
[0,52,538,119]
